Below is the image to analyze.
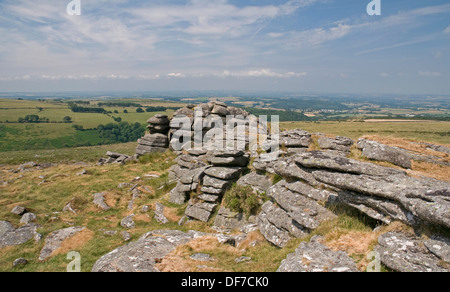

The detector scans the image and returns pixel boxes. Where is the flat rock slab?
[357,139,412,169]
[375,231,449,272]
[39,227,85,261]
[0,222,40,248]
[257,212,291,248]
[92,229,235,272]
[237,173,272,194]
[277,236,359,272]
[295,151,404,176]
[204,167,244,180]
[267,181,337,230]
[92,230,196,272]
[185,200,217,222]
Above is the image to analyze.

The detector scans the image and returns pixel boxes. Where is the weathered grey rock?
[357,139,412,169]
[0,221,15,238]
[375,231,449,272]
[267,181,337,230]
[200,186,225,195]
[318,136,354,152]
[198,193,221,203]
[0,223,40,248]
[92,230,196,272]
[203,175,232,190]
[207,155,249,167]
[147,115,170,125]
[20,213,37,224]
[235,256,252,263]
[121,231,131,242]
[278,129,311,148]
[256,212,291,248]
[185,200,217,222]
[137,133,169,148]
[204,167,244,180]
[277,236,359,272]
[190,253,214,261]
[236,173,272,194]
[284,180,336,203]
[211,104,229,116]
[120,215,135,229]
[424,143,450,154]
[213,207,249,231]
[312,169,450,228]
[39,227,85,261]
[13,258,28,267]
[424,236,450,263]
[338,190,415,225]
[154,203,169,224]
[260,202,308,239]
[93,193,110,211]
[11,206,27,216]
[169,186,188,205]
[295,151,405,176]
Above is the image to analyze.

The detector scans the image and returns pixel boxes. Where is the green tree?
[136,108,144,113]
[63,116,73,123]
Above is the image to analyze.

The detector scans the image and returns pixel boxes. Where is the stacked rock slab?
[169,102,253,152]
[262,129,311,155]
[318,136,354,155]
[292,151,450,229]
[184,150,249,222]
[135,115,170,156]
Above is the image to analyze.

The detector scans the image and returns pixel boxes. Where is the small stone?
[13,258,28,267]
[235,256,252,264]
[20,213,37,224]
[190,253,214,262]
[121,231,131,242]
[11,206,27,216]
[120,215,135,229]
[76,169,87,176]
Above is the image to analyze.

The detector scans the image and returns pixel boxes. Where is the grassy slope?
[1,150,407,272]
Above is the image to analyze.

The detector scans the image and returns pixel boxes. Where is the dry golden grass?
[156,236,239,272]
[52,228,95,257]
[361,135,450,182]
[323,221,413,271]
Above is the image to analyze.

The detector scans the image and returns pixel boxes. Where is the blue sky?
[0,0,449,94]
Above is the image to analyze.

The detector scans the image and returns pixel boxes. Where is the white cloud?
[167,73,186,78]
[222,69,306,78]
[380,73,390,77]
[418,71,441,78]
[444,25,450,34]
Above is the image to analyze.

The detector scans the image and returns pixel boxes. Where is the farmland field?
[280,121,450,145]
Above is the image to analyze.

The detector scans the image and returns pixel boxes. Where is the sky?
[0,0,449,94]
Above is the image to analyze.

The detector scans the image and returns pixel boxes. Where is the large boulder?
[357,139,412,169]
[39,227,85,261]
[277,236,359,272]
[92,230,197,272]
[236,173,272,194]
[375,231,449,272]
[0,222,40,249]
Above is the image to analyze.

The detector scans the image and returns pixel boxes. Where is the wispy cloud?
[418,71,441,78]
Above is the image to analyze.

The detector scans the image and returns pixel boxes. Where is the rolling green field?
[0,98,178,153]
